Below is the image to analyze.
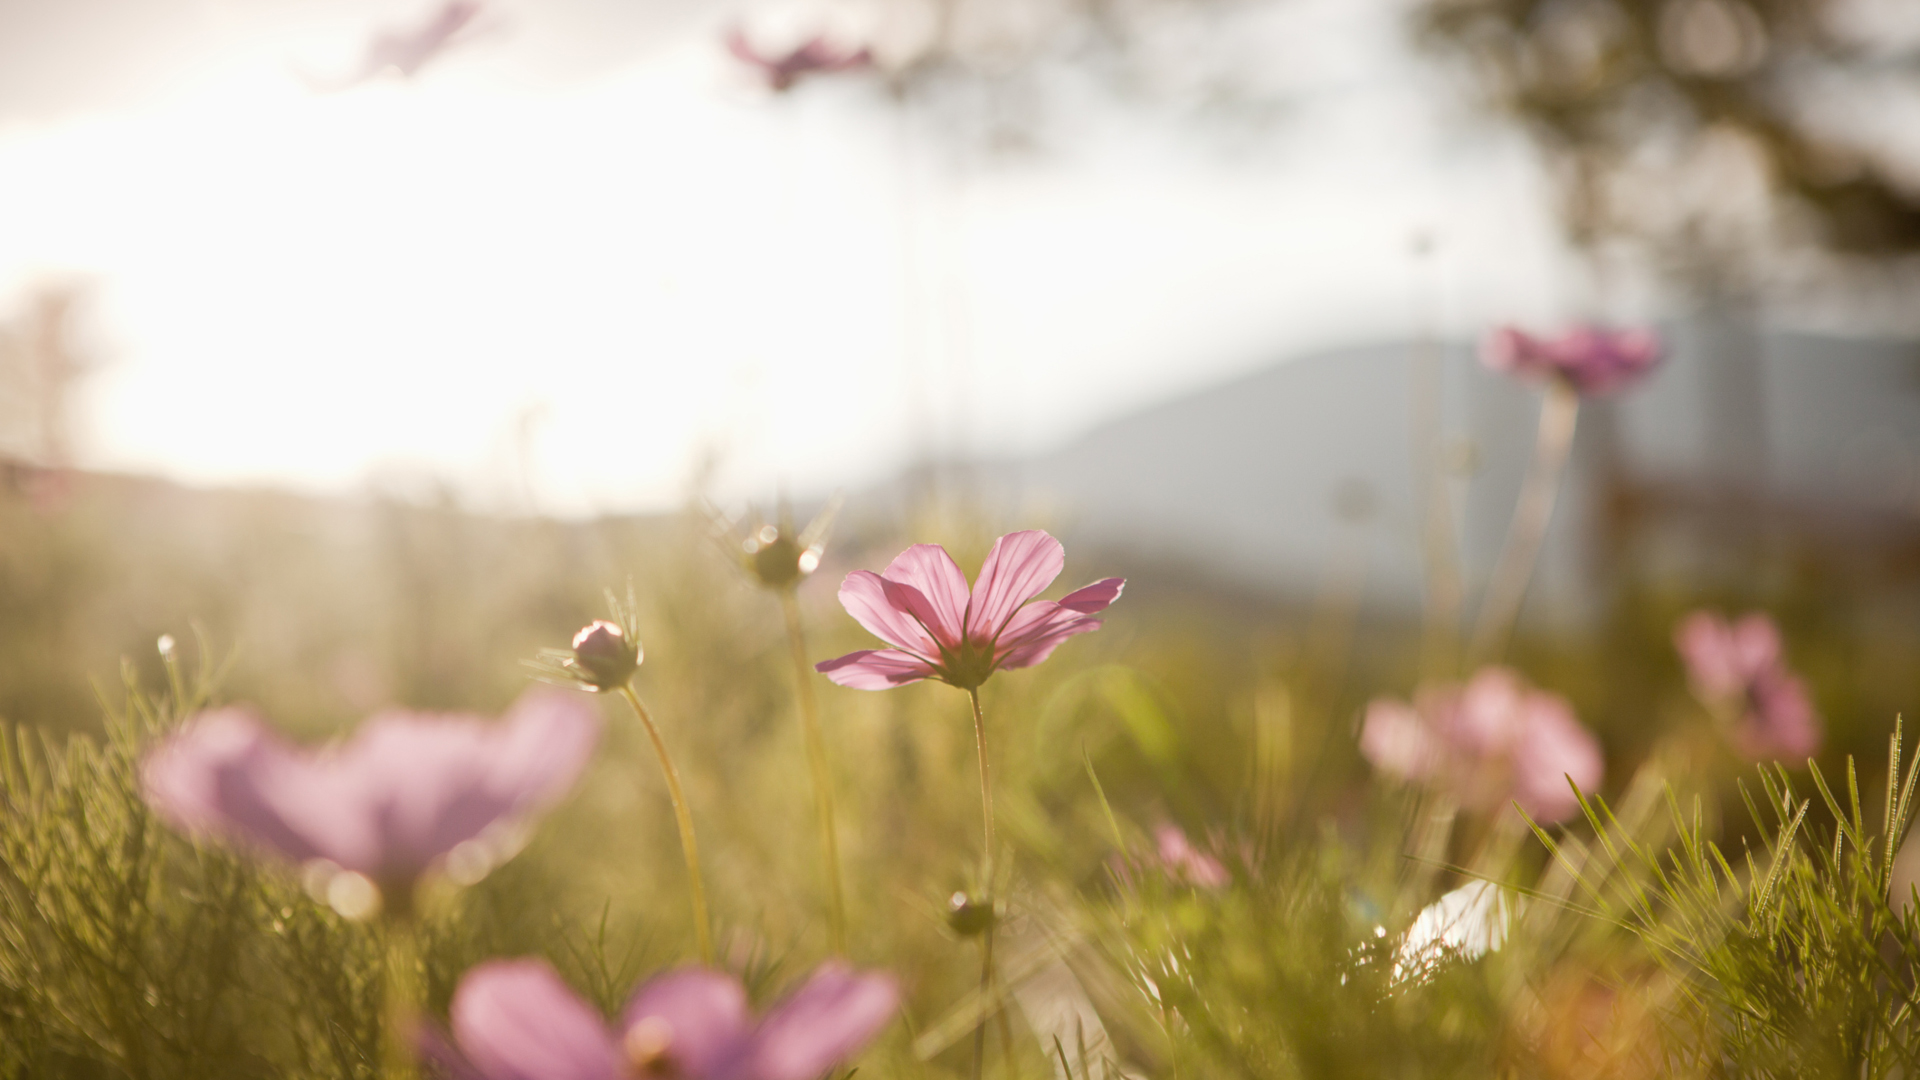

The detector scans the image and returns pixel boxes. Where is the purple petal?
[836,571,938,657]
[1742,672,1823,761]
[1058,577,1124,614]
[620,968,752,1079]
[1358,699,1443,782]
[451,960,622,1080]
[142,708,371,868]
[815,649,937,690]
[964,531,1065,642]
[880,544,971,648]
[732,963,898,1080]
[1510,694,1603,825]
[414,1021,488,1080]
[996,618,1101,671]
[491,688,603,812]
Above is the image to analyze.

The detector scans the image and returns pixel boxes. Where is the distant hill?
[990,327,1920,628]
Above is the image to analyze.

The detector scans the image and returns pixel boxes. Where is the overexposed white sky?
[0,0,1592,514]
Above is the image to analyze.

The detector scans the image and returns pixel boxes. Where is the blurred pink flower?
[1153,824,1231,889]
[1482,324,1662,395]
[142,687,599,907]
[1360,667,1603,823]
[417,958,897,1080]
[725,26,872,91]
[816,530,1124,691]
[1674,610,1822,761]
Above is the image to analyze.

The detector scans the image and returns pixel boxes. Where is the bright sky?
[0,0,1588,515]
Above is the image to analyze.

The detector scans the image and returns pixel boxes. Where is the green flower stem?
[971,929,995,1080]
[381,917,422,1080]
[966,686,1000,1080]
[1469,376,1581,665]
[779,590,848,955]
[969,687,995,872]
[618,683,715,966]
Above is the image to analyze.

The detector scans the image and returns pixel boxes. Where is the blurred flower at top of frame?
[416,958,898,1080]
[1673,610,1822,761]
[729,496,842,592]
[1482,324,1663,395]
[141,687,599,918]
[725,24,873,91]
[815,530,1124,691]
[1360,667,1604,824]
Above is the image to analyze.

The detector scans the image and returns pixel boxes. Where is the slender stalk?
[966,686,999,1080]
[971,930,994,1080]
[969,687,995,869]
[779,590,848,955]
[1468,377,1582,665]
[618,683,715,965]
[381,919,422,1080]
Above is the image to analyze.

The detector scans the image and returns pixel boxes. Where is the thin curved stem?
[780,590,848,955]
[969,687,995,871]
[966,686,999,1080]
[1468,378,1581,666]
[619,683,715,965]
[971,929,994,1080]
[380,919,421,1080]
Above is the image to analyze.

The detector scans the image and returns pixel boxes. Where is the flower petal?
[837,571,938,657]
[881,544,971,647]
[733,963,899,1080]
[1509,693,1603,824]
[413,1021,488,1080]
[965,531,1065,642]
[996,618,1101,671]
[816,649,938,690]
[141,708,371,869]
[491,688,602,811]
[1359,698,1443,782]
[621,968,752,1079]
[1058,577,1125,614]
[451,960,622,1080]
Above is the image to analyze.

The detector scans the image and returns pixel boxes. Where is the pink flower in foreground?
[1482,324,1662,395]
[1360,667,1603,823]
[725,25,872,91]
[816,530,1124,691]
[142,688,598,910]
[417,959,897,1080]
[1674,610,1822,761]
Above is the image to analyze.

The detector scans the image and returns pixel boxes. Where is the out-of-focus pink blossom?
[816,530,1124,691]
[1359,667,1604,823]
[302,1,487,91]
[1153,824,1231,889]
[142,688,598,907]
[725,26,873,91]
[1482,325,1662,395]
[417,959,897,1080]
[1674,610,1822,761]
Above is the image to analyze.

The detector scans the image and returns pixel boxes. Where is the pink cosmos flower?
[417,959,898,1080]
[816,530,1124,691]
[142,687,599,906]
[1482,324,1662,395]
[1153,824,1231,889]
[1360,667,1603,824]
[1673,610,1822,761]
[725,25,873,91]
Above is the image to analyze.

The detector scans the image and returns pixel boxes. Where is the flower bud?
[945,891,998,937]
[742,525,821,591]
[569,620,640,690]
